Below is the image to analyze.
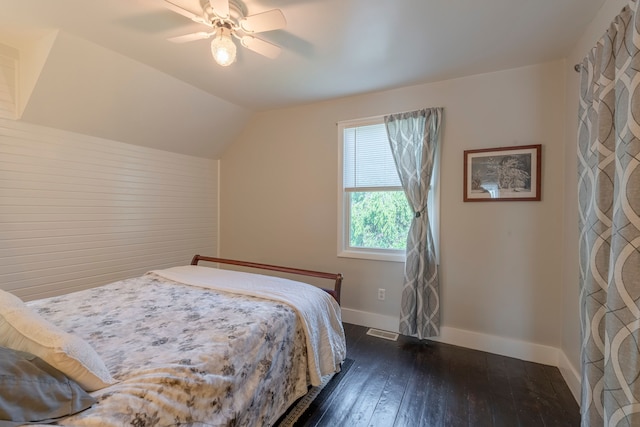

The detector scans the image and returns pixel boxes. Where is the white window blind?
[342,123,402,190]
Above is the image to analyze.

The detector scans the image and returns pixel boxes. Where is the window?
[337,117,408,262]
[338,116,440,263]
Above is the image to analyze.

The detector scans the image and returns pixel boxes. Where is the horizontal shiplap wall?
[0,118,218,300]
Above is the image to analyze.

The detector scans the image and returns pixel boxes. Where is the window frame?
[337,116,407,263]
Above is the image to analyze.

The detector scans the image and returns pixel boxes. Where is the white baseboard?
[341,307,581,405]
[558,350,581,404]
[433,326,560,366]
[341,307,559,363]
[341,308,400,333]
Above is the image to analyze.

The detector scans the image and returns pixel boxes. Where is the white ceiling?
[0,0,608,157]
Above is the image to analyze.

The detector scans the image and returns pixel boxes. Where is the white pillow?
[0,289,115,391]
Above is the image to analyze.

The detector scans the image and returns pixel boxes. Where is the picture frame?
[463,144,541,202]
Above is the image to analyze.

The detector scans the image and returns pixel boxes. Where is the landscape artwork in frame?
[463,144,541,202]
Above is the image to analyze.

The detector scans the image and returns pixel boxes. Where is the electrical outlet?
[377,288,386,301]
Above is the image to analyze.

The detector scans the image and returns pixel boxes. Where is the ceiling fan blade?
[239,9,286,33]
[241,36,281,59]
[168,32,213,43]
[209,0,229,18]
[164,0,212,27]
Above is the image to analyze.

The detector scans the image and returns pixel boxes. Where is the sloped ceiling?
[0,0,610,159]
[18,31,251,159]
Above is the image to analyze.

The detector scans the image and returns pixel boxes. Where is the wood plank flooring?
[302,323,580,426]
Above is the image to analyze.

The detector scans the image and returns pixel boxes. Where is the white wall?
[220,60,566,365]
[560,0,629,401]
[0,118,218,300]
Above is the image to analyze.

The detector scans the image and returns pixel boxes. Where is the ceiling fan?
[164,0,286,66]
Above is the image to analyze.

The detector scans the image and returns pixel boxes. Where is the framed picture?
[463,144,541,202]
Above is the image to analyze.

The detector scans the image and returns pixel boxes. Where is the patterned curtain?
[577,1,640,426]
[385,108,443,339]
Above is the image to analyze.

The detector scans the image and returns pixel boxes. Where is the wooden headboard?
[190,255,343,305]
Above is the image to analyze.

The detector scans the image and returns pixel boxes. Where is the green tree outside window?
[349,191,412,250]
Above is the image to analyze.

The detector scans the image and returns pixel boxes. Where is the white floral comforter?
[151,266,346,386]
[26,269,346,427]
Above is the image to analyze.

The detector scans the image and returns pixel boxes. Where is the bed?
[0,255,346,426]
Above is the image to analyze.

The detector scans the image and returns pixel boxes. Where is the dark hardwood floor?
[301,323,580,427]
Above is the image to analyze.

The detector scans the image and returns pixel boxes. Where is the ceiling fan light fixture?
[210,28,236,66]
[164,0,284,65]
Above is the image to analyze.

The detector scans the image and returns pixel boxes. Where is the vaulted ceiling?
[0,0,608,158]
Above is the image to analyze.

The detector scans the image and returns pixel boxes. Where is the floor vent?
[366,328,399,341]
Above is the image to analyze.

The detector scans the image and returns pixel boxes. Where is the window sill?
[338,250,406,263]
